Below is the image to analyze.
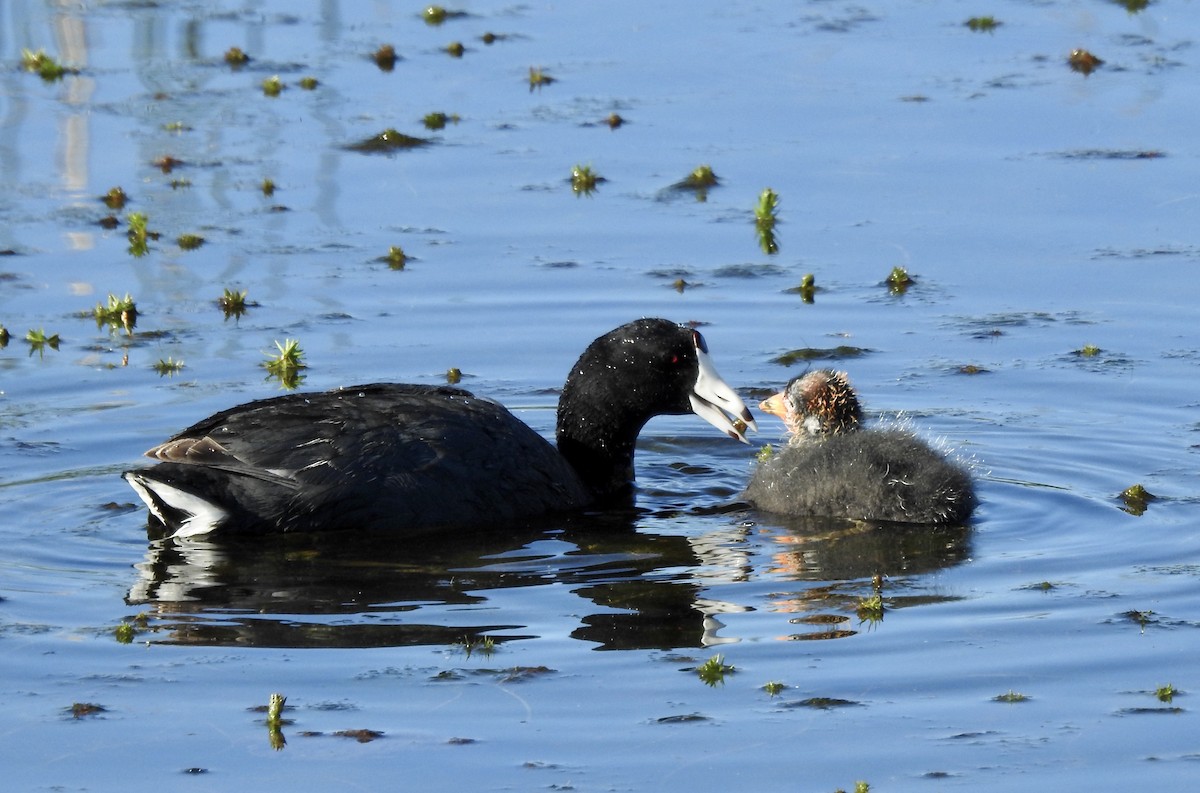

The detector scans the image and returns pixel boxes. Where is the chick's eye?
[670,354,679,365]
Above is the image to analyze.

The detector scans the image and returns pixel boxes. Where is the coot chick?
[743,370,975,524]
[125,318,756,537]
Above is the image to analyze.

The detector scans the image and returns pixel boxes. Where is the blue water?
[3,1,1200,789]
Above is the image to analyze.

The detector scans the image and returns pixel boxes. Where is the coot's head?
[760,369,862,440]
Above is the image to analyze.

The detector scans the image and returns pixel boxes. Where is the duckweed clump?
[754,188,779,254]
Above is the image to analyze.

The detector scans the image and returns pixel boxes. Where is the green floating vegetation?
[785,272,816,302]
[424,6,468,25]
[965,16,1000,32]
[695,654,734,687]
[298,76,319,90]
[570,164,603,196]
[1120,483,1156,515]
[958,364,989,374]
[454,634,496,658]
[756,444,774,463]
[224,46,250,66]
[771,346,870,366]
[21,48,78,81]
[373,44,399,71]
[170,178,191,190]
[102,186,128,210]
[833,783,870,793]
[93,292,137,335]
[68,702,106,719]
[114,622,136,643]
[1156,683,1177,703]
[669,164,718,201]
[177,233,204,250]
[261,178,276,196]
[0,324,9,348]
[887,265,913,294]
[528,66,555,90]
[1075,343,1101,357]
[345,129,432,153]
[261,75,284,97]
[856,573,885,624]
[218,288,250,320]
[762,681,786,697]
[605,112,625,129]
[444,41,465,58]
[153,357,185,376]
[385,245,408,270]
[754,188,779,255]
[126,212,153,257]
[422,111,460,130]
[993,690,1030,703]
[264,339,306,389]
[153,155,183,173]
[446,367,462,384]
[265,692,287,751]
[1068,48,1103,75]
[26,327,61,357]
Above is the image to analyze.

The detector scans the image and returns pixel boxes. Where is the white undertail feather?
[123,472,229,539]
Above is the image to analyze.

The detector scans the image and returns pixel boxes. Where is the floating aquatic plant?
[261,178,276,196]
[786,272,816,302]
[424,6,467,25]
[373,44,399,71]
[444,41,465,58]
[445,367,462,384]
[570,164,602,196]
[218,288,250,320]
[1120,483,1155,515]
[26,328,61,357]
[114,622,136,643]
[163,121,190,132]
[771,346,870,366]
[754,188,779,254]
[695,654,734,687]
[153,357,185,376]
[887,265,913,294]
[993,690,1030,703]
[345,129,432,153]
[965,16,1000,32]
[0,324,9,348]
[93,293,137,335]
[856,574,885,624]
[261,75,284,97]
[265,692,287,750]
[763,681,785,697]
[669,164,717,201]
[224,46,250,67]
[299,76,319,90]
[605,112,625,129]
[68,703,106,719]
[454,634,495,658]
[1156,683,1176,703]
[177,233,204,250]
[21,48,77,80]
[170,178,191,190]
[264,339,306,389]
[102,187,128,210]
[1076,343,1101,357]
[422,111,460,130]
[126,212,152,257]
[756,444,774,463]
[1068,48,1103,75]
[385,245,408,270]
[528,66,555,90]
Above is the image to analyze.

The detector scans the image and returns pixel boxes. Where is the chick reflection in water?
[744,370,976,525]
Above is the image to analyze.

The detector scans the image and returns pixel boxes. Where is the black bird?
[744,369,975,524]
[125,318,755,537]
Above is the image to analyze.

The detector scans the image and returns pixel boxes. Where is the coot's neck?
[555,369,656,502]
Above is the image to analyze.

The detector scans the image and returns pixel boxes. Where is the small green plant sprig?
[263,339,306,389]
[886,265,913,294]
[385,246,408,270]
[856,574,885,625]
[1120,483,1155,515]
[224,46,250,67]
[787,272,817,302]
[21,48,78,80]
[265,692,287,750]
[696,654,734,687]
[126,212,155,257]
[219,288,250,320]
[26,328,61,357]
[454,634,495,658]
[965,16,1000,32]
[261,75,284,97]
[153,357,185,376]
[1155,683,1176,703]
[993,690,1030,703]
[754,188,779,254]
[763,681,786,697]
[570,164,602,196]
[528,66,555,90]
[261,178,276,196]
[93,293,138,335]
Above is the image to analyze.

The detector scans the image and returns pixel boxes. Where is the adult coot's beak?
[689,346,757,444]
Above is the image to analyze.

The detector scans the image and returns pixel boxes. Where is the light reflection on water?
[3,0,1200,790]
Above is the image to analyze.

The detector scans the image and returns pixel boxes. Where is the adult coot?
[125,318,756,537]
[744,370,975,524]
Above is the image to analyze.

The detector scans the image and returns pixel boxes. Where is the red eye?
[670,355,679,364]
